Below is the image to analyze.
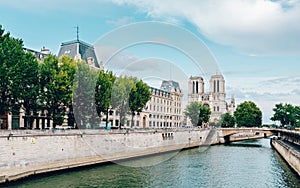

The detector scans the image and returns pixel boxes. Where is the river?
[4,138,300,188]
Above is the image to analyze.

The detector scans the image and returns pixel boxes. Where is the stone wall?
[0,128,211,183]
[271,139,300,176]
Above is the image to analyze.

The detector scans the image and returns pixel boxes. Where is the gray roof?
[58,40,99,68]
[160,80,181,93]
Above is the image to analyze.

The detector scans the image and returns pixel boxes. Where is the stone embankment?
[271,138,300,176]
[0,128,216,183]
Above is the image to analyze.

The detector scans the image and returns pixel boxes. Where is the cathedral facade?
[188,74,235,123]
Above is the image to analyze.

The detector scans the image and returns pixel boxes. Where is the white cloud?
[226,75,300,123]
[106,16,134,27]
[112,0,300,55]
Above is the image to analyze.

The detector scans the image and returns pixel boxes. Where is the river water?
[4,138,300,188]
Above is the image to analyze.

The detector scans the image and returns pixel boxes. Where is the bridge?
[218,128,275,144]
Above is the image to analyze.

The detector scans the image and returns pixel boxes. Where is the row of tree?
[184,101,262,128]
[270,103,300,127]
[0,26,151,129]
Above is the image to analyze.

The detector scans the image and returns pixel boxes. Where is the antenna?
[75,26,79,41]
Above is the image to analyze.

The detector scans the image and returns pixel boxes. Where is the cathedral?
[188,74,235,123]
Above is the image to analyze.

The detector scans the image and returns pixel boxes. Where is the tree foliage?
[185,102,211,126]
[0,25,40,128]
[271,103,300,127]
[111,76,135,128]
[129,80,151,127]
[234,101,262,127]
[95,70,116,127]
[0,25,24,116]
[73,61,99,128]
[219,113,235,128]
[39,55,77,127]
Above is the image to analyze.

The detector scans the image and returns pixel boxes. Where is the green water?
[4,139,300,188]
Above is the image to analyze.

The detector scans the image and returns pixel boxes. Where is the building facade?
[58,40,103,70]
[106,80,183,129]
[188,74,235,122]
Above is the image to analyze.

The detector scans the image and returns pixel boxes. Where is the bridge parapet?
[219,128,275,137]
[275,129,300,146]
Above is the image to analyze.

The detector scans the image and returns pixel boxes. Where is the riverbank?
[0,128,215,183]
[0,128,280,184]
[271,138,300,176]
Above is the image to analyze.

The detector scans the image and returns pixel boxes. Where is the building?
[23,46,50,61]
[106,80,183,129]
[188,74,235,123]
[58,40,102,69]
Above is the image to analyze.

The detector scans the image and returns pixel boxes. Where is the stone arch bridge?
[218,128,275,143]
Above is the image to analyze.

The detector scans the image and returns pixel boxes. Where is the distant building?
[23,46,50,61]
[58,40,102,69]
[188,74,235,123]
[106,80,183,128]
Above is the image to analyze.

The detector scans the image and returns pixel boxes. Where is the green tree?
[11,52,40,128]
[219,113,235,128]
[0,26,24,126]
[111,76,135,128]
[95,70,116,127]
[58,56,78,127]
[198,104,211,126]
[73,61,99,128]
[39,55,78,128]
[185,102,211,127]
[234,101,262,127]
[129,80,151,128]
[271,103,300,127]
[0,25,41,129]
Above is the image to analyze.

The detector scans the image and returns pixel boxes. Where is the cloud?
[112,0,300,56]
[226,75,300,123]
[106,16,134,27]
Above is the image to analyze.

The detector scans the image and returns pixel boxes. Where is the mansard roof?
[58,40,99,68]
[160,80,181,93]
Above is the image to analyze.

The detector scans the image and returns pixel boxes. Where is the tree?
[95,70,116,127]
[73,61,99,128]
[111,76,135,128]
[129,80,151,128]
[234,101,262,127]
[11,52,40,128]
[0,25,25,126]
[219,113,235,128]
[0,25,41,129]
[185,102,211,127]
[39,55,78,128]
[271,103,300,127]
[198,104,211,126]
[58,56,78,127]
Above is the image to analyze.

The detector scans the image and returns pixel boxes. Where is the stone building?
[188,74,235,122]
[58,40,102,70]
[106,80,183,129]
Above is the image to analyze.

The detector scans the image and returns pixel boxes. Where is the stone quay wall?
[271,139,300,176]
[0,128,212,183]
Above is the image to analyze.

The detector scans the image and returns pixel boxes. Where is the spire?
[75,25,79,41]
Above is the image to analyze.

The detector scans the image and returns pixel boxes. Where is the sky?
[1,0,300,124]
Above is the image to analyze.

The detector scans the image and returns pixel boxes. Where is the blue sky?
[1,0,300,123]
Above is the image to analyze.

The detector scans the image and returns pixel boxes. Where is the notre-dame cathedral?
[188,74,235,122]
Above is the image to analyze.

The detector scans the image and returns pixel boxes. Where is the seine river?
[4,138,300,188]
